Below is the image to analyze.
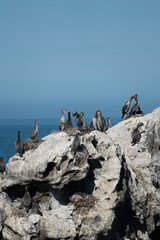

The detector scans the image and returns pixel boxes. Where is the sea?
[0,118,120,164]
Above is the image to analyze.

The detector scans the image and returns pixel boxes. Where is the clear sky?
[0,0,160,119]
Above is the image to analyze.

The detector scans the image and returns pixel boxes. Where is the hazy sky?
[0,0,160,119]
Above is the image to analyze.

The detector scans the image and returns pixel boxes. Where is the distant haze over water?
[0,118,120,163]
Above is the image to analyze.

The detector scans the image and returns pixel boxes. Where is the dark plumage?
[80,112,88,130]
[72,112,83,129]
[71,132,81,155]
[103,117,111,131]
[22,186,32,212]
[15,131,24,157]
[96,110,104,131]
[31,120,39,140]
[131,122,145,146]
[129,94,140,116]
[121,95,134,119]
[0,157,5,173]
[65,112,73,129]
[89,113,98,130]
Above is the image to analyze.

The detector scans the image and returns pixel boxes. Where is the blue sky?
[0,0,160,119]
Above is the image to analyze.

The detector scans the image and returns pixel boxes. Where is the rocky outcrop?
[0,107,160,240]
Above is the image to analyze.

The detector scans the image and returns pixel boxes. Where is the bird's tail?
[121,113,124,119]
[131,142,136,146]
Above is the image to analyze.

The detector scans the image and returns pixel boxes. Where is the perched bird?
[59,109,66,131]
[65,112,73,129]
[80,112,88,130]
[121,95,134,119]
[103,117,111,131]
[89,113,98,130]
[15,131,24,157]
[31,120,39,140]
[129,94,140,116]
[131,122,145,146]
[22,186,32,212]
[72,112,83,129]
[71,132,81,155]
[107,117,111,129]
[96,110,104,131]
[0,157,5,173]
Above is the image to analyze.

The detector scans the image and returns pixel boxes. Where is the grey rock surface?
[0,107,160,239]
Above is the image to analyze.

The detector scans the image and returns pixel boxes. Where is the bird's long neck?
[129,96,133,102]
[18,132,21,141]
[98,113,102,120]
[61,112,65,122]
[35,122,38,131]
[135,96,139,104]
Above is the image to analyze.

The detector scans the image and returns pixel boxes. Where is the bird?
[89,112,98,130]
[131,122,145,146]
[71,132,81,155]
[72,112,83,129]
[129,94,140,116]
[15,131,24,157]
[59,109,66,131]
[65,112,73,129]
[121,95,134,119]
[30,120,39,140]
[22,186,32,212]
[80,112,88,130]
[103,117,111,131]
[107,117,111,129]
[0,157,5,173]
[96,110,104,131]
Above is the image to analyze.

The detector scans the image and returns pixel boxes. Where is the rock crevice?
[0,107,160,239]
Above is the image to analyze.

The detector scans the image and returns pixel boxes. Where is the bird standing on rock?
[121,95,134,119]
[72,112,83,129]
[131,122,145,146]
[65,112,73,129]
[22,186,32,212]
[15,131,24,157]
[71,132,81,155]
[59,109,66,131]
[129,94,140,116]
[31,120,39,140]
[80,112,88,131]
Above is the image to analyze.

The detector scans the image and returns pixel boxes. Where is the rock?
[0,107,160,239]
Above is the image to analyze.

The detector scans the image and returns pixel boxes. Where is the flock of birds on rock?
[0,93,145,172]
[59,109,111,132]
[0,94,146,212]
[121,94,143,119]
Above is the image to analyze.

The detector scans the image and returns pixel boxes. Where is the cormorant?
[80,112,88,130]
[22,186,32,212]
[15,131,24,157]
[129,94,140,116]
[31,120,39,140]
[96,110,104,131]
[89,113,98,130]
[65,112,73,129]
[72,112,83,129]
[71,132,81,155]
[103,117,111,131]
[131,122,145,146]
[59,109,66,131]
[121,95,134,119]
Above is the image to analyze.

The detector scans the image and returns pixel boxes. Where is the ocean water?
[0,118,120,164]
